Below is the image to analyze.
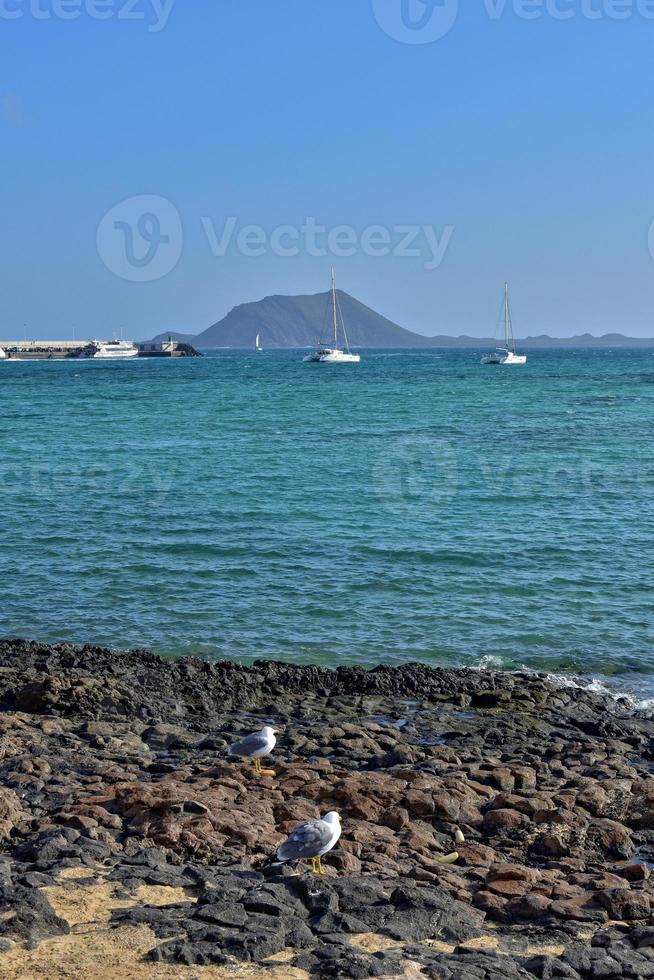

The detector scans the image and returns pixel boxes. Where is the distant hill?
[410,333,654,349]
[193,290,435,349]
[519,333,654,348]
[148,290,654,349]
[146,331,196,344]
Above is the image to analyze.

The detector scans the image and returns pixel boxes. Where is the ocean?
[1,348,652,706]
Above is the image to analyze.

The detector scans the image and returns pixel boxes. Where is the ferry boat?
[86,340,139,359]
[304,270,361,364]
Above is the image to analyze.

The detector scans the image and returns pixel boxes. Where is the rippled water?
[1,349,652,699]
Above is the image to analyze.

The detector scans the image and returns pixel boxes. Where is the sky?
[1,0,654,341]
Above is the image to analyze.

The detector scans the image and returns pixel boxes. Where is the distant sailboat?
[303,269,361,364]
[255,333,263,352]
[481,283,527,365]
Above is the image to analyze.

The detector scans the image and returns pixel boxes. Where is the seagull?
[228,725,277,776]
[274,811,342,875]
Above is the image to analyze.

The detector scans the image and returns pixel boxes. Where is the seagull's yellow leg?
[316,856,325,875]
[311,857,319,875]
[253,757,261,775]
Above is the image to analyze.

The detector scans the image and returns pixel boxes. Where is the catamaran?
[481,283,527,365]
[303,270,360,364]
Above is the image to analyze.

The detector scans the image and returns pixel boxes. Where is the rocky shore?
[0,639,653,979]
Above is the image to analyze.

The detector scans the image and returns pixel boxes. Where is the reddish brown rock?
[512,766,537,790]
[598,889,651,921]
[531,832,571,858]
[549,892,603,922]
[487,863,540,884]
[58,814,99,831]
[381,806,410,831]
[628,791,654,830]
[331,851,363,874]
[482,808,529,836]
[617,863,650,883]
[505,892,552,920]
[457,843,497,867]
[473,890,509,917]
[486,878,529,898]
[587,818,635,860]
[0,786,27,843]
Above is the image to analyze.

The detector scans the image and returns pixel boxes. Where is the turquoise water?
[1,349,652,700]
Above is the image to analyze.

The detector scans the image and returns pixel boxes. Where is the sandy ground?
[0,870,309,980]
[0,866,571,979]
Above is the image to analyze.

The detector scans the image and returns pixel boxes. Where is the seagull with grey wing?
[228,725,277,777]
[273,811,341,875]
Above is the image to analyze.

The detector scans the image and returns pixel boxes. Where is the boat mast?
[504,282,515,353]
[331,267,338,349]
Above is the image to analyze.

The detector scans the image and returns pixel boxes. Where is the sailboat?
[255,333,263,352]
[303,270,361,364]
[481,283,527,365]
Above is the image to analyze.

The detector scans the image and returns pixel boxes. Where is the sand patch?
[460,936,500,951]
[349,933,404,953]
[0,923,309,980]
[266,949,299,963]
[396,962,428,979]
[44,881,144,928]
[0,876,308,980]
[424,934,501,954]
[424,939,456,953]
[55,867,109,882]
[527,944,566,956]
[135,885,195,908]
[43,880,195,929]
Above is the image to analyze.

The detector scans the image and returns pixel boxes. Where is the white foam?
[474,654,505,669]
[470,659,654,718]
[531,671,654,717]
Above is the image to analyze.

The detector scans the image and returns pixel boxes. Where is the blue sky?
[1,0,653,340]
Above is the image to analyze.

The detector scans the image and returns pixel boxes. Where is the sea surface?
[1,348,652,706]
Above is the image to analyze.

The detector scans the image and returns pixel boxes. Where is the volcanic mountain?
[192,290,432,349]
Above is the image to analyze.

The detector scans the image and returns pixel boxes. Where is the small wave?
[545,672,654,715]
[468,656,654,717]
[474,654,505,669]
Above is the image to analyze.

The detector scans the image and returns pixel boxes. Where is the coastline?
[1,639,653,979]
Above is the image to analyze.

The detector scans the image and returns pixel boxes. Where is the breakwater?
[0,340,200,359]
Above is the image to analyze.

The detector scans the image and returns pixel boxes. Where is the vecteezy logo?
[96,195,183,282]
[372,435,459,516]
[371,0,459,44]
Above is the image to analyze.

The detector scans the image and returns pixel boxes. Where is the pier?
[136,340,200,357]
[0,340,201,359]
[0,341,85,359]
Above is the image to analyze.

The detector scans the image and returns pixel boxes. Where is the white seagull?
[274,811,342,875]
[228,725,277,777]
